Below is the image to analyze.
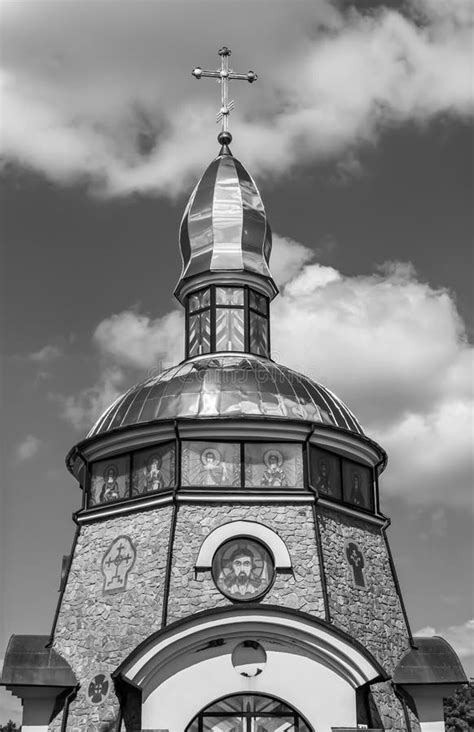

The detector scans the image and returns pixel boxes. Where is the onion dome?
[177,146,274,297]
[87,354,363,438]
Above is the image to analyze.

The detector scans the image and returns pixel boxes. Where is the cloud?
[271,235,316,288]
[93,309,184,371]
[57,366,125,431]
[29,344,62,363]
[56,309,184,430]
[271,247,473,508]
[0,0,472,195]
[415,618,474,673]
[15,434,41,461]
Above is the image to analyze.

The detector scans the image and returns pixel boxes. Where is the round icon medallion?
[87,673,110,705]
[212,537,274,602]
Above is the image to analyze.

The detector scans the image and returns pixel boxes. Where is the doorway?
[186,693,313,731]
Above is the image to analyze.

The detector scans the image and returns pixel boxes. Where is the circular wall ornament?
[232,640,267,677]
[87,673,110,704]
[212,537,274,601]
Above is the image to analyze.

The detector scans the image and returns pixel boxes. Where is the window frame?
[309,444,375,514]
[86,440,176,508]
[85,439,378,516]
[180,439,307,492]
[185,285,270,359]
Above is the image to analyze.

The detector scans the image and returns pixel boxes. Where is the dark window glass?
[216,308,245,351]
[310,447,342,500]
[249,311,268,356]
[342,459,374,511]
[249,289,268,315]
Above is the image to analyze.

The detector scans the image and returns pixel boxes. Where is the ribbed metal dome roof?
[179,147,272,281]
[87,354,363,438]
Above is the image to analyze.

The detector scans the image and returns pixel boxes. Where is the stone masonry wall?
[50,506,172,732]
[48,499,420,732]
[317,505,417,732]
[166,502,325,623]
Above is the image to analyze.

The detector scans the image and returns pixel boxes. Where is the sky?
[0,0,473,722]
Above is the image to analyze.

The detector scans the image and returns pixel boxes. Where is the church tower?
[2,47,466,732]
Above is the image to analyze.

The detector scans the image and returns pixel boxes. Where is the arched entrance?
[115,607,387,731]
[186,693,313,731]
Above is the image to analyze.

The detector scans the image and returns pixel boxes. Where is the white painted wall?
[142,650,356,731]
[21,694,56,731]
[403,684,462,732]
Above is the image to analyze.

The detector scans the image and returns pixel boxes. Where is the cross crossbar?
[192,46,258,143]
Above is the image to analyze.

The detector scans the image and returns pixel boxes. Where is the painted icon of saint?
[350,471,364,506]
[346,541,366,588]
[315,458,331,495]
[199,448,228,486]
[143,454,164,492]
[100,465,120,503]
[219,547,264,598]
[261,449,288,487]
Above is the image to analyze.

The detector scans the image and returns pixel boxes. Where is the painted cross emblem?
[192,46,258,144]
[345,541,366,588]
[87,673,109,704]
[101,535,136,595]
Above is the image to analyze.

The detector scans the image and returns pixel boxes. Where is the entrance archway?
[186,693,313,732]
[115,607,387,731]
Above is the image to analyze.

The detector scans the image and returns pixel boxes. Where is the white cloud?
[415,618,474,662]
[56,309,185,430]
[0,0,472,195]
[376,400,473,508]
[93,309,184,371]
[29,344,62,363]
[271,235,316,288]
[57,366,124,431]
[15,434,41,461]
[269,243,473,508]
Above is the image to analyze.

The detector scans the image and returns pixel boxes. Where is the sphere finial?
[218,130,232,146]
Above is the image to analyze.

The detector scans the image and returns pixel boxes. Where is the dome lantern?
[175,48,277,360]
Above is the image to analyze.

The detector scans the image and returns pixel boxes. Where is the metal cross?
[192,47,257,144]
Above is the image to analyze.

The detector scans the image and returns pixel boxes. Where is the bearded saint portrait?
[221,548,263,598]
[214,540,273,601]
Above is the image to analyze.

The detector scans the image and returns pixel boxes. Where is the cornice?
[174,270,278,304]
[68,418,386,482]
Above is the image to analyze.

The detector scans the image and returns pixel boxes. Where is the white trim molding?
[121,610,383,692]
[195,521,292,569]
